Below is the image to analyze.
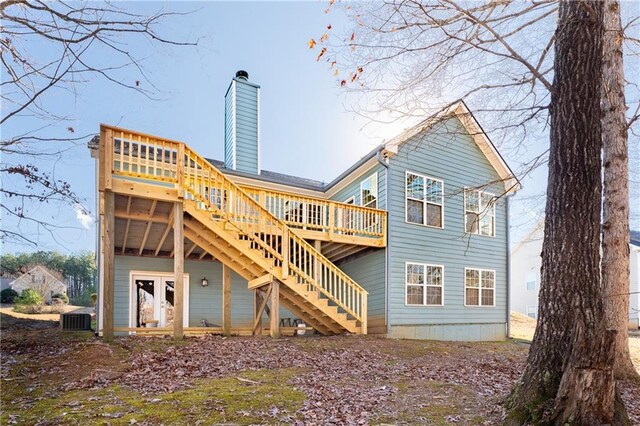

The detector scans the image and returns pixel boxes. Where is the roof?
[207,100,518,194]
[205,158,328,191]
[631,230,640,247]
[9,265,66,286]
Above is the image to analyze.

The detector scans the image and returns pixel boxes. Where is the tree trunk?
[506,0,622,422]
[602,0,637,380]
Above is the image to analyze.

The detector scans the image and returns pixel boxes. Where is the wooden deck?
[98,125,384,340]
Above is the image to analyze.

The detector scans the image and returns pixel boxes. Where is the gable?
[383,102,519,194]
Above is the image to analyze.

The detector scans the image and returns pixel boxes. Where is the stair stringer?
[183,202,361,334]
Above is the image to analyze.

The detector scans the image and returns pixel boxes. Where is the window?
[526,280,536,291]
[406,172,443,228]
[465,268,495,307]
[360,174,378,208]
[526,305,538,319]
[464,189,496,236]
[406,263,443,306]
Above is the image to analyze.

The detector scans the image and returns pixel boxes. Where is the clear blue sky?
[2,1,637,254]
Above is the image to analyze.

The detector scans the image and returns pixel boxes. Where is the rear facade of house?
[92,71,518,341]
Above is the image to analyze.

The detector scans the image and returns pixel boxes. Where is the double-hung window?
[465,268,495,307]
[406,172,443,228]
[360,174,378,208]
[406,263,444,306]
[464,189,496,236]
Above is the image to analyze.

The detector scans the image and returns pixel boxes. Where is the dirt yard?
[1,313,638,425]
[0,304,87,322]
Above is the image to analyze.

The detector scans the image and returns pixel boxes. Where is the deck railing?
[241,187,385,239]
[109,129,386,241]
[106,126,370,328]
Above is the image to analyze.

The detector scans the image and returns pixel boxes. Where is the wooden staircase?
[178,146,367,335]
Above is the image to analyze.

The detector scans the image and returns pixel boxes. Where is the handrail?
[106,126,368,325]
[240,186,385,238]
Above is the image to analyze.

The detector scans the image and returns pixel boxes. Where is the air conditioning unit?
[60,313,92,331]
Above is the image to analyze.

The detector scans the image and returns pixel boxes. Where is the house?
[90,71,519,341]
[9,265,67,303]
[510,225,640,329]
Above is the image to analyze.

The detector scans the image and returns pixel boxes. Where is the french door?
[131,273,189,329]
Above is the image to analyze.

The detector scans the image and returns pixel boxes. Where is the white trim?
[463,188,496,238]
[464,267,496,307]
[404,261,445,307]
[257,87,261,174]
[404,170,445,229]
[128,271,190,333]
[344,196,355,204]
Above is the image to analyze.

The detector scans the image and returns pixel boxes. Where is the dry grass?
[509,311,640,372]
[0,304,85,321]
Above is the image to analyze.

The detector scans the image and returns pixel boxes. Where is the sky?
[1,1,638,255]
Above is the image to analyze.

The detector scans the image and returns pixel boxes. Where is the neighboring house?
[90,71,519,341]
[510,222,543,320]
[1,277,13,292]
[510,226,640,330]
[9,265,67,303]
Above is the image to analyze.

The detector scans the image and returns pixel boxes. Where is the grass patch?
[1,368,306,425]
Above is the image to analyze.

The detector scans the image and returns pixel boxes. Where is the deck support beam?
[101,190,115,342]
[173,201,184,340]
[222,264,232,336]
[270,281,280,338]
[253,286,271,335]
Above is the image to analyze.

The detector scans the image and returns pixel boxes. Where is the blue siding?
[386,117,508,327]
[224,79,259,174]
[224,83,235,169]
[113,256,292,330]
[337,249,386,333]
[330,164,387,209]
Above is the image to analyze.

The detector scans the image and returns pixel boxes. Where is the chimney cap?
[235,70,249,80]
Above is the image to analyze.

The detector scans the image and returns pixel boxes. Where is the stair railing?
[106,126,368,329]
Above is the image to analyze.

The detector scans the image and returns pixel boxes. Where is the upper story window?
[406,262,443,306]
[465,268,495,307]
[464,189,496,237]
[406,172,443,228]
[360,174,378,208]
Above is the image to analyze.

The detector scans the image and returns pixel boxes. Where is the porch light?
[201,277,209,287]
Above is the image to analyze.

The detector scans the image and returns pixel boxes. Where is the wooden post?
[176,143,185,194]
[254,290,262,335]
[270,281,280,338]
[361,293,368,335]
[313,240,322,288]
[281,229,289,279]
[222,264,231,336]
[173,202,184,340]
[102,190,115,342]
[328,202,335,240]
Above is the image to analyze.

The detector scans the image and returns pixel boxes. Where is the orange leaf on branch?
[316,47,327,61]
[308,38,317,49]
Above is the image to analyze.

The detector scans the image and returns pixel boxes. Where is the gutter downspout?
[506,194,512,339]
[376,150,390,332]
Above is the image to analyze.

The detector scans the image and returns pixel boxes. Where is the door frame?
[129,271,190,332]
